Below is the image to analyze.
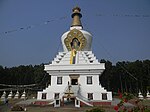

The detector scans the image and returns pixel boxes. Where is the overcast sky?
[0,0,150,67]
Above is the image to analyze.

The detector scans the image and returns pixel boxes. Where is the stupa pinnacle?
[71,6,82,27]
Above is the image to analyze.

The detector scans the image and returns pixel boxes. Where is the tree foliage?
[100,59,150,95]
[0,64,51,90]
[0,60,150,95]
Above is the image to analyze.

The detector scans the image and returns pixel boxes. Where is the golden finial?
[71,6,82,27]
[72,6,81,13]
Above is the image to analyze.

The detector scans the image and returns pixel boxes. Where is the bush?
[144,108,150,112]
[86,107,105,112]
[11,105,24,111]
[0,100,3,105]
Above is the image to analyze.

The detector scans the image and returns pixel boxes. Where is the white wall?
[38,74,112,101]
[51,75,70,86]
[38,75,70,100]
[78,75,112,101]
[79,75,99,87]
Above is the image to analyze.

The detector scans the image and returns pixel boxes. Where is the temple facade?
[37,7,112,107]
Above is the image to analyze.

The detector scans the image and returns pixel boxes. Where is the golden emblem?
[64,29,86,51]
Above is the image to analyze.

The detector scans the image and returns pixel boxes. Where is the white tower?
[8,91,13,99]
[138,90,144,99]
[21,90,27,100]
[1,91,6,99]
[146,91,150,100]
[37,7,112,107]
[21,90,26,100]
[14,91,19,99]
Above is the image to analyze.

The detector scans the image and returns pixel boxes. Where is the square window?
[57,77,62,84]
[54,93,60,99]
[56,99,60,105]
[102,93,107,100]
[88,93,93,100]
[41,93,47,99]
[87,76,92,84]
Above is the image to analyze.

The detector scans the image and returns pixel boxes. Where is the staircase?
[71,85,93,107]
[71,85,79,96]
[63,85,79,97]
[76,94,93,107]
[63,85,93,107]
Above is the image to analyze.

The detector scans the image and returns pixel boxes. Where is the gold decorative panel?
[64,29,86,51]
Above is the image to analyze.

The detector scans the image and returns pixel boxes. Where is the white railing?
[76,96,93,107]
[76,86,93,107]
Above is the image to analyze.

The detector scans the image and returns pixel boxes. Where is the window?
[54,93,60,99]
[88,93,93,100]
[41,93,47,99]
[76,99,79,105]
[57,77,62,84]
[90,60,93,63]
[102,93,107,100]
[54,99,60,107]
[56,100,60,105]
[87,76,92,84]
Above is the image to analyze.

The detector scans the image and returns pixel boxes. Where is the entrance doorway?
[62,96,80,107]
[71,79,78,85]
[69,74,79,85]
[62,96,76,107]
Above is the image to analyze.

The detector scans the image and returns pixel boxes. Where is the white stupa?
[8,91,13,99]
[37,7,112,107]
[1,91,6,99]
[138,91,144,99]
[146,91,150,100]
[14,91,20,99]
[21,90,26,100]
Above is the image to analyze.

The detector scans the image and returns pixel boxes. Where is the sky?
[0,0,150,67]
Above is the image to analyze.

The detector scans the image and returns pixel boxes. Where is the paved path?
[17,99,37,105]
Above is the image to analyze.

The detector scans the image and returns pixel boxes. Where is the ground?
[0,99,114,112]
[0,98,150,112]
[0,105,115,112]
[0,104,114,112]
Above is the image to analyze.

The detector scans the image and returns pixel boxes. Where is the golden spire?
[71,6,82,27]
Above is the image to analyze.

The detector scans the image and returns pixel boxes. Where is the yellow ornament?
[64,29,86,51]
